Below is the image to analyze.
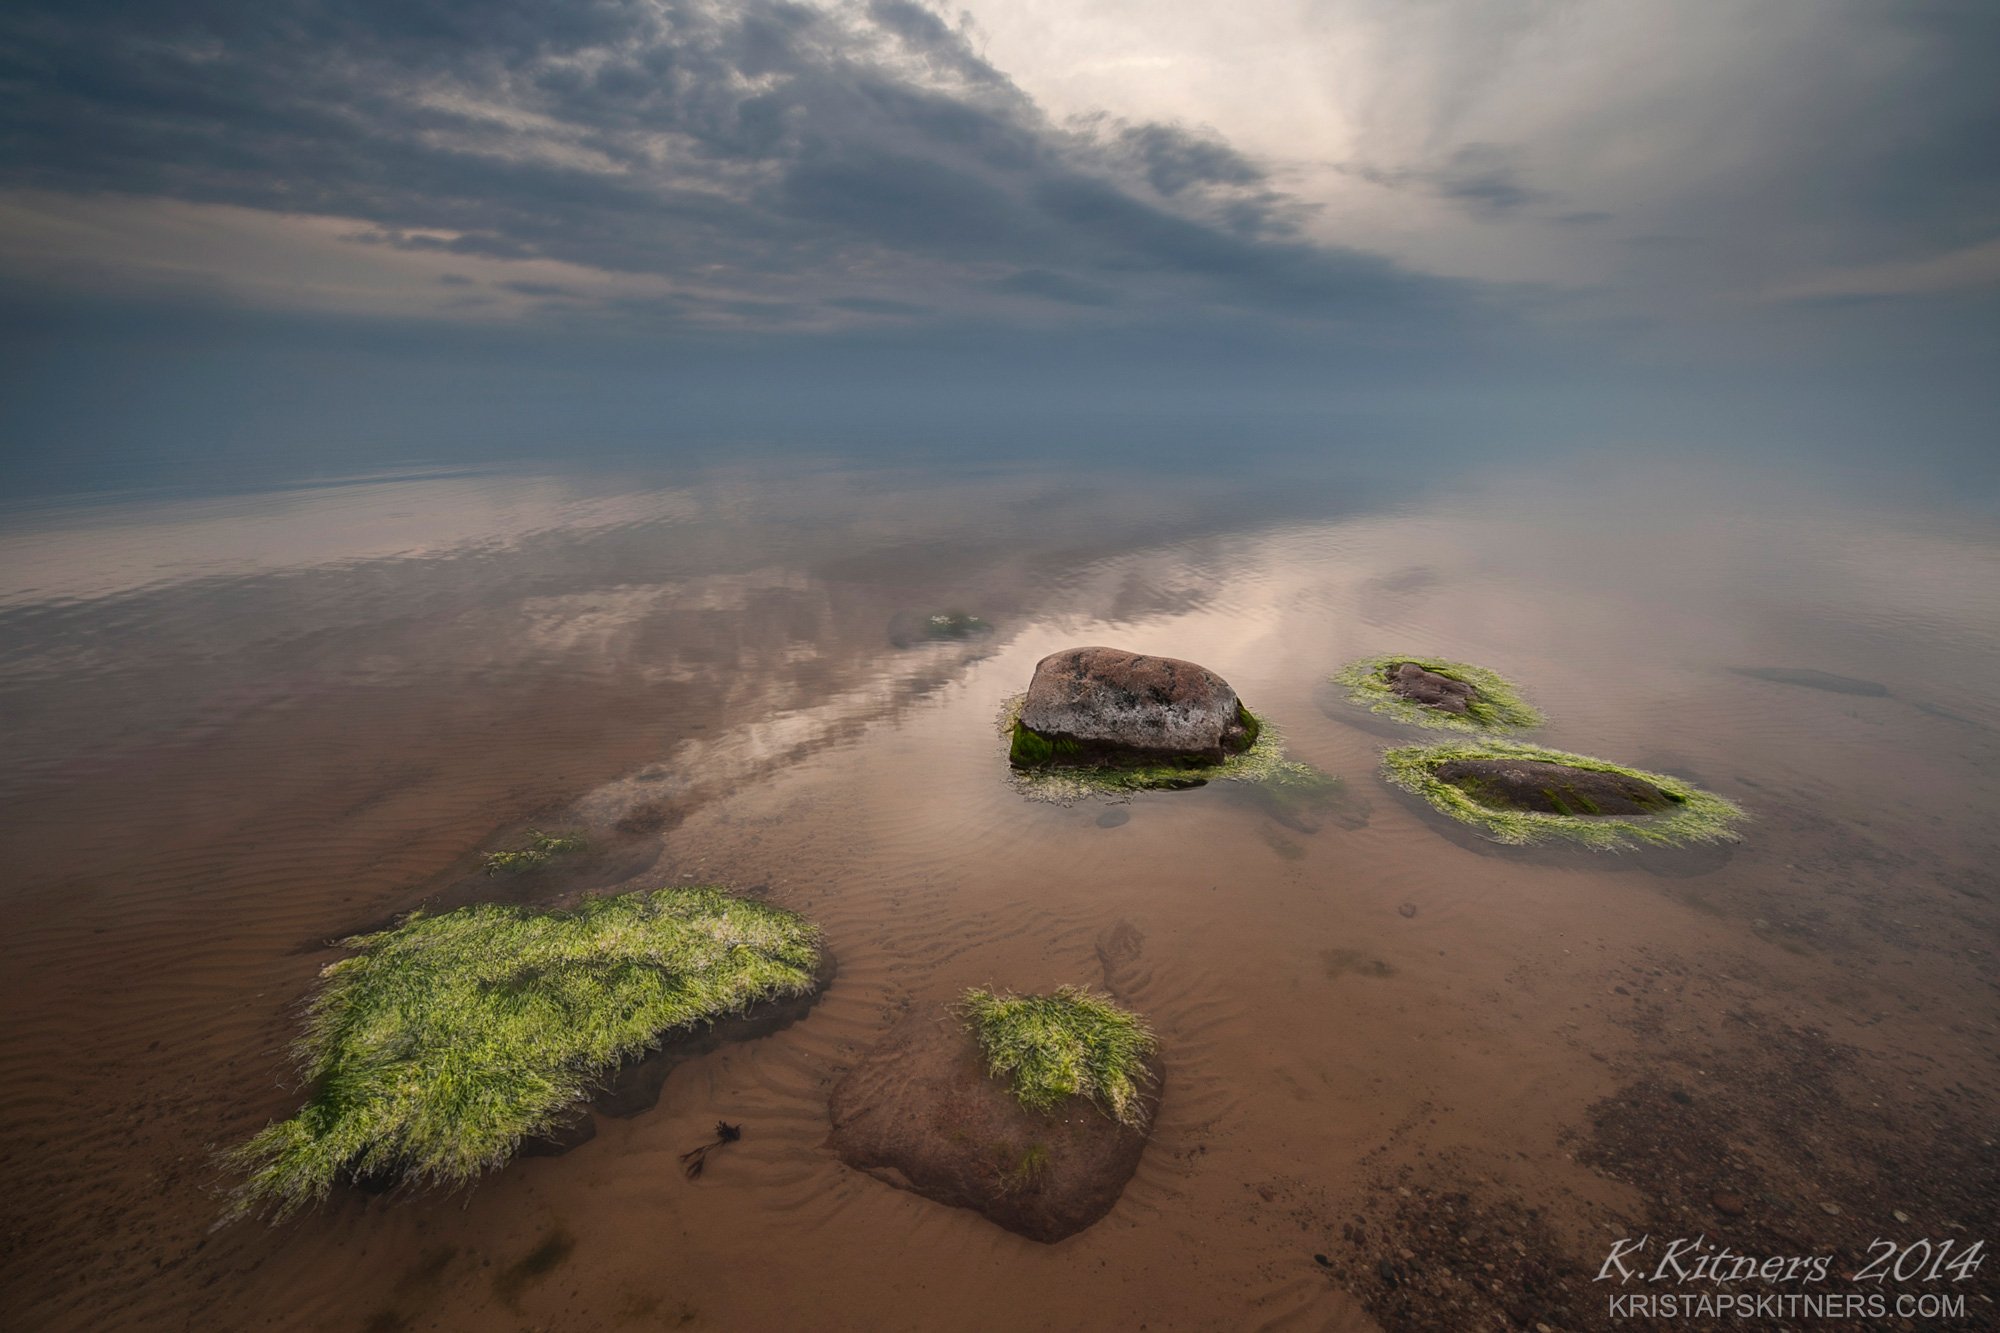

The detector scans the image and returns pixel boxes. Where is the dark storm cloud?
[499,281,583,299]
[991,269,1119,306]
[0,0,1458,327]
[822,295,933,315]
[1116,124,1265,198]
[1350,143,1542,220]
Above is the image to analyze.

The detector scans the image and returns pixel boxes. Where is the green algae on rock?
[961,986,1157,1129]
[1382,740,1745,849]
[1000,693,1327,801]
[1333,655,1543,733]
[225,886,821,1222]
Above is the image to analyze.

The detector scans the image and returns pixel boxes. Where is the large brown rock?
[827,1008,1161,1243]
[1434,759,1681,817]
[1017,646,1252,765]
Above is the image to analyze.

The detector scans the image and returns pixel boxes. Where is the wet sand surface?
[1,457,1996,1331]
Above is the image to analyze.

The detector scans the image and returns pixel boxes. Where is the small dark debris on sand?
[680,1121,742,1179]
[1318,1180,1582,1332]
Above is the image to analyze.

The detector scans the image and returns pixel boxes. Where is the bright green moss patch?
[1235,700,1262,747]
[484,829,587,875]
[999,695,1323,802]
[226,886,821,1222]
[1007,722,1083,767]
[1333,655,1543,733]
[961,986,1157,1129]
[1383,740,1746,849]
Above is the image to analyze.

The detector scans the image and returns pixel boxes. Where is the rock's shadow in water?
[1728,666,1890,697]
[1313,678,1435,741]
[1221,773,1372,834]
[591,950,838,1121]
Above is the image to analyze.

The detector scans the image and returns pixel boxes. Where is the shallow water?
[1,453,1996,1330]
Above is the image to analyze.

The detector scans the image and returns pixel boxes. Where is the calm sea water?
[1,450,1995,1330]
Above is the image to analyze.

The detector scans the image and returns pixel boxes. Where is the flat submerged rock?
[1434,758,1682,817]
[827,1008,1160,1243]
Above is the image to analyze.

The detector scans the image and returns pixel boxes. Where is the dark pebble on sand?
[1398,902,1418,918]
[1313,1253,1330,1267]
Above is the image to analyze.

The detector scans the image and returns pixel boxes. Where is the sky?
[1,0,1996,494]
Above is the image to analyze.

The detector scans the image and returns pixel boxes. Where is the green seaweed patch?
[999,695,1322,802]
[1006,1142,1052,1193]
[225,886,821,1222]
[1235,700,1262,747]
[484,829,587,875]
[1382,740,1745,849]
[1332,655,1543,733]
[960,986,1157,1129]
[1007,722,1084,767]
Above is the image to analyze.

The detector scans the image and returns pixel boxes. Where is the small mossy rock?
[1017,646,1252,766]
[1433,758,1682,817]
[828,1009,1160,1243]
[1386,661,1477,714]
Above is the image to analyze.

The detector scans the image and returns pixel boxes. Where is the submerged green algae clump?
[1383,740,1745,849]
[227,886,821,1221]
[961,986,1157,1129]
[483,829,587,875]
[1333,655,1543,733]
[1000,694,1314,801]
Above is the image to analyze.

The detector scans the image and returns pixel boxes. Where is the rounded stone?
[1017,646,1252,765]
